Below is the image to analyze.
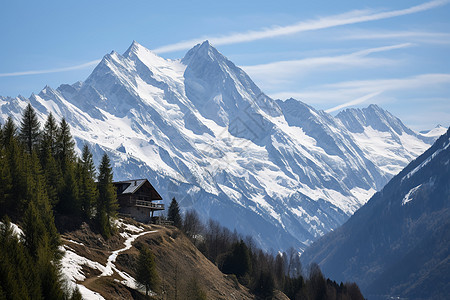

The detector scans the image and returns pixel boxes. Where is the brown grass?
[61,219,254,299]
[116,225,254,299]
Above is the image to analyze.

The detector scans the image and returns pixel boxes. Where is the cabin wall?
[119,206,155,223]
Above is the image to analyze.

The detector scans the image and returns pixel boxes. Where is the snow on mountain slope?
[0,41,435,251]
[336,105,434,176]
[420,124,447,138]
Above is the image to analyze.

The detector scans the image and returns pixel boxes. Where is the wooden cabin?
[114,179,164,223]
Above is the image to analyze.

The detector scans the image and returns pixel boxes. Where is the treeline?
[0,104,119,299]
[169,198,365,300]
[0,104,118,237]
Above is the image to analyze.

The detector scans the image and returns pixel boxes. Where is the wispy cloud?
[152,0,449,53]
[0,60,101,78]
[322,73,450,95]
[242,43,412,80]
[337,30,450,44]
[2,1,447,78]
[325,91,382,113]
[271,73,450,103]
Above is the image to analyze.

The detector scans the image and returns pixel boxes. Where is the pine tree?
[1,117,17,149]
[19,117,62,252]
[78,144,98,220]
[168,197,182,228]
[56,118,75,173]
[36,245,64,300]
[0,217,31,299]
[43,149,63,207]
[41,113,58,155]
[221,240,252,279]
[54,118,80,216]
[58,165,80,216]
[252,271,274,299]
[22,200,64,298]
[23,151,61,257]
[96,153,118,238]
[0,148,12,217]
[308,263,327,300]
[22,201,47,260]
[135,246,159,296]
[19,103,41,154]
[0,124,3,148]
[5,137,27,215]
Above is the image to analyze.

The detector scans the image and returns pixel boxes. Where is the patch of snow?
[65,239,84,246]
[61,246,107,282]
[0,221,23,237]
[60,246,107,300]
[115,219,144,233]
[10,222,23,237]
[218,183,243,206]
[351,126,426,176]
[403,140,449,181]
[402,184,422,205]
[350,187,377,206]
[76,285,106,300]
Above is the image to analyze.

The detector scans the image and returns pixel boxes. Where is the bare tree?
[183,209,204,244]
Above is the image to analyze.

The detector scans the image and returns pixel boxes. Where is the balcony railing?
[135,200,165,210]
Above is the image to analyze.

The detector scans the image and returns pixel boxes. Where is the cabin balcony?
[135,200,165,210]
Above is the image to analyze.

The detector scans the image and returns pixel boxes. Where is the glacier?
[0,40,435,251]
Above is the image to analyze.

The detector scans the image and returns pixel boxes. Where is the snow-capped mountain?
[301,128,449,299]
[336,105,435,176]
[420,124,447,138]
[0,41,435,251]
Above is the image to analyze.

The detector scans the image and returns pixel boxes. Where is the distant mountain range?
[0,41,437,251]
[301,128,449,299]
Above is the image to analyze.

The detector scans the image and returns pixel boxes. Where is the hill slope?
[60,220,254,299]
[0,41,434,251]
[301,128,450,299]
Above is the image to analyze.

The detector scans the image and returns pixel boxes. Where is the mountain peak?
[367,103,382,111]
[181,40,224,65]
[39,85,56,97]
[123,40,155,59]
[198,40,213,51]
[420,124,448,138]
[123,40,140,54]
[200,39,212,47]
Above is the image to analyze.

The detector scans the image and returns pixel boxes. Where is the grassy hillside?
[61,219,257,299]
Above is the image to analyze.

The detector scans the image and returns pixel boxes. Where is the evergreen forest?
[0,104,118,299]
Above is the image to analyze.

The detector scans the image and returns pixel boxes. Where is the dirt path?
[100,230,157,278]
[66,228,158,299]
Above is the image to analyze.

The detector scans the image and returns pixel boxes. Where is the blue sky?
[1,0,449,131]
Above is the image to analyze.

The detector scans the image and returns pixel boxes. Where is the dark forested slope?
[301,128,450,299]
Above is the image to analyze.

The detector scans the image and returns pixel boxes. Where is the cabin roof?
[113,179,162,200]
